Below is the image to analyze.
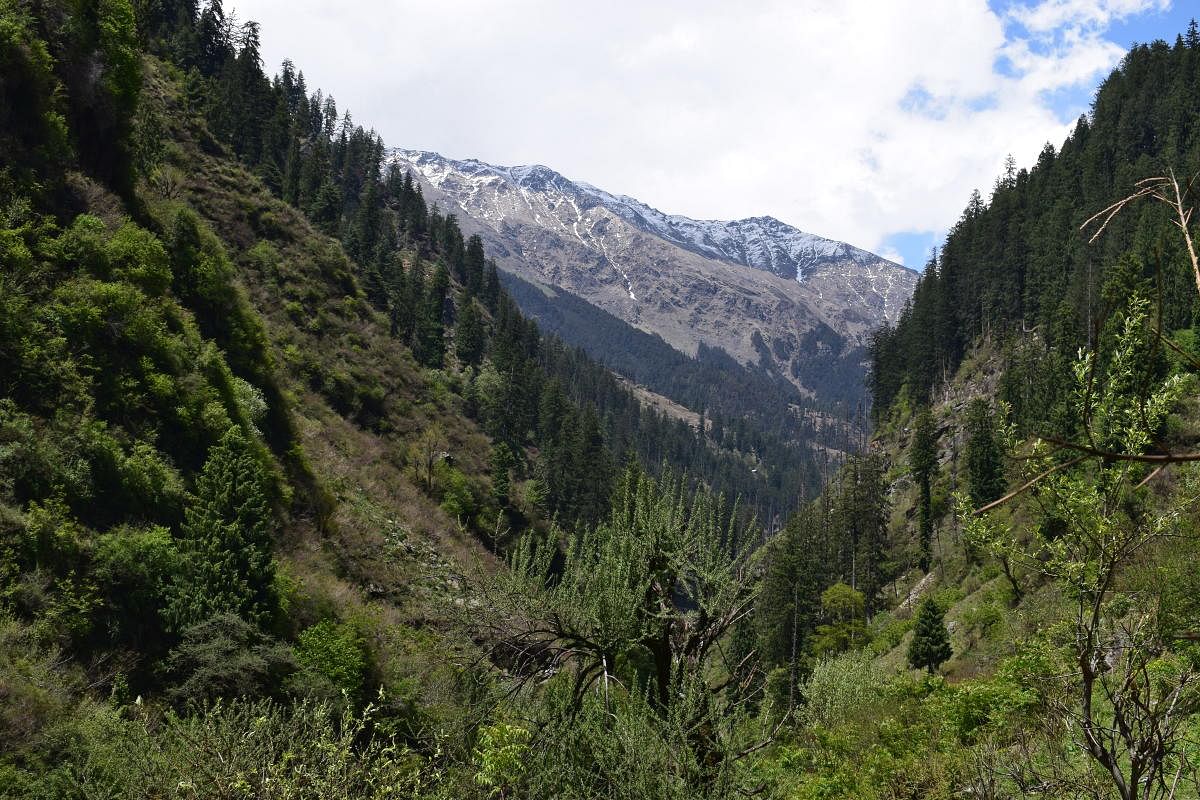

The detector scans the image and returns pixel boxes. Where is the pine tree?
[755,506,822,681]
[465,234,486,297]
[907,597,952,674]
[849,453,889,618]
[910,408,938,571]
[964,398,1005,508]
[489,441,514,508]
[166,427,277,631]
[483,260,501,312]
[414,263,448,367]
[455,292,486,366]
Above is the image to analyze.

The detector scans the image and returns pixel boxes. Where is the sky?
[229,0,1195,269]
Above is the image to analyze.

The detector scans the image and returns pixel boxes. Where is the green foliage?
[104,220,173,295]
[165,427,278,631]
[910,408,938,571]
[93,524,180,644]
[294,619,367,704]
[435,461,475,522]
[488,441,514,509]
[160,613,295,706]
[963,398,1006,508]
[96,0,142,119]
[16,699,430,799]
[963,296,1200,797]
[474,465,765,795]
[932,674,1034,744]
[797,649,886,728]
[0,0,71,184]
[907,597,952,674]
[473,722,530,798]
[810,583,868,656]
[755,506,823,676]
[455,292,486,366]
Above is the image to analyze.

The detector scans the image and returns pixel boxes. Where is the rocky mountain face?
[388,149,917,403]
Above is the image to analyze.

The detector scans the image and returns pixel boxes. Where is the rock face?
[388,149,917,403]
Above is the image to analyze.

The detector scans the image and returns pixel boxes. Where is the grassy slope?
[867,341,1072,680]
[140,55,499,716]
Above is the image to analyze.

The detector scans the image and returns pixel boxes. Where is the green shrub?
[160,613,295,706]
[473,722,530,797]
[105,221,172,295]
[93,525,180,644]
[11,698,430,799]
[799,650,886,728]
[293,619,367,703]
[436,462,475,521]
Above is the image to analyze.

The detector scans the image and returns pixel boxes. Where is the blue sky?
[235,0,1197,271]
[883,0,1195,269]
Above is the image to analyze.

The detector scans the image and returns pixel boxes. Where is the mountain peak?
[386,147,917,399]
[388,149,909,284]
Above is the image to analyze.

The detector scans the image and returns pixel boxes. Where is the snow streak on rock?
[388,148,918,400]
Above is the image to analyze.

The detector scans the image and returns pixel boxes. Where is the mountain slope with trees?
[0,1,843,796]
[739,23,1200,799]
[390,149,916,409]
[6,3,1200,799]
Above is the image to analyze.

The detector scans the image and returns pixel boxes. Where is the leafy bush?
[473,722,530,797]
[105,221,172,295]
[436,462,475,521]
[93,525,180,645]
[9,698,430,799]
[932,677,1034,744]
[293,619,367,703]
[799,650,886,728]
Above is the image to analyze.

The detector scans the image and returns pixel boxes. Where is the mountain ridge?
[388,148,917,403]
[394,148,911,285]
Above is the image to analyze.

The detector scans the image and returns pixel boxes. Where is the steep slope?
[388,150,916,404]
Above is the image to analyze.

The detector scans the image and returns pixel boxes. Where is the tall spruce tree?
[755,506,823,686]
[489,441,514,509]
[907,597,952,674]
[455,292,486,366]
[964,398,1005,508]
[910,408,938,572]
[166,427,277,631]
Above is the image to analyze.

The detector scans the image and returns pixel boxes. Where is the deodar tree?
[468,464,768,797]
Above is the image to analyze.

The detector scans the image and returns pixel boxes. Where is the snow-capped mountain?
[573,184,897,284]
[388,149,917,400]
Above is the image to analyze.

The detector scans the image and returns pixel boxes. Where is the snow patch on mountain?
[390,149,910,299]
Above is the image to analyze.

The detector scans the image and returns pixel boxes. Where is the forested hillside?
[0,0,837,796]
[759,22,1200,799]
[871,24,1200,428]
[6,1,1200,798]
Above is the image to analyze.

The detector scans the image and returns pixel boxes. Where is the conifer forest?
[5,2,1200,798]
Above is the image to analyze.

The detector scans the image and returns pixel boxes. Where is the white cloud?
[1010,0,1169,33]
[228,0,1169,255]
[877,246,906,266]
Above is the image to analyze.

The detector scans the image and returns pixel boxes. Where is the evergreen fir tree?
[483,260,501,312]
[910,408,938,572]
[907,597,952,674]
[755,507,823,684]
[455,292,486,366]
[465,234,486,297]
[489,442,514,508]
[166,427,277,631]
[964,398,1005,508]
